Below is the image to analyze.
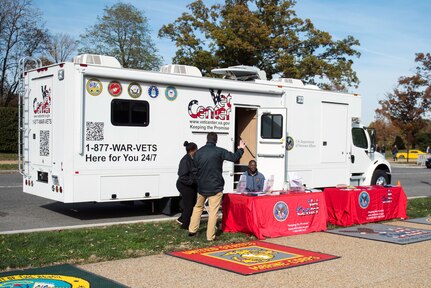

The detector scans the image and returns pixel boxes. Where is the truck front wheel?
[371,169,389,185]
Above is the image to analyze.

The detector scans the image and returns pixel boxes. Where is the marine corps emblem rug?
[167,240,339,275]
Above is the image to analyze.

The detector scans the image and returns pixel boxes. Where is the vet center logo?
[273,201,289,222]
[188,89,232,120]
[0,274,90,288]
[358,191,370,209]
[33,85,51,114]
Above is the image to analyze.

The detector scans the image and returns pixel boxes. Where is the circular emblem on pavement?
[0,275,90,288]
[128,82,142,98]
[286,136,294,151]
[273,201,289,222]
[165,86,177,101]
[108,80,122,97]
[148,85,159,98]
[86,78,102,96]
[358,191,370,209]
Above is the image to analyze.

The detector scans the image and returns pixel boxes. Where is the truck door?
[256,108,287,189]
[28,76,54,168]
[320,102,350,185]
[350,127,372,177]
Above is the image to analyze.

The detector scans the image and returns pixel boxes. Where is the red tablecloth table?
[323,185,407,227]
[222,192,327,240]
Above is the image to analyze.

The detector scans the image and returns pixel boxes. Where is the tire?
[371,169,389,186]
[398,155,405,159]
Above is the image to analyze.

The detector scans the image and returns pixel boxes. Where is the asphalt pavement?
[0,167,430,233]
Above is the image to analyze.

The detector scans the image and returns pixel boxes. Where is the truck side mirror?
[367,128,377,153]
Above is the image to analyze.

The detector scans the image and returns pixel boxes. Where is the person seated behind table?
[242,160,265,192]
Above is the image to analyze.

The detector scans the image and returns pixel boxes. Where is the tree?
[393,135,406,150]
[415,53,431,110]
[45,33,78,63]
[79,3,162,70]
[159,0,361,90]
[376,74,430,161]
[415,53,431,84]
[368,117,400,150]
[0,0,49,106]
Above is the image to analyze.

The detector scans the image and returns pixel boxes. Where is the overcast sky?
[35,0,431,124]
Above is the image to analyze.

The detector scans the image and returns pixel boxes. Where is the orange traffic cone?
[397,180,401,187]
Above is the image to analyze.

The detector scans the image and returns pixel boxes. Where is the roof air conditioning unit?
[211,65,267,81]
[273,78,304,87]
[160,64,202,77]
[73,54,122,68]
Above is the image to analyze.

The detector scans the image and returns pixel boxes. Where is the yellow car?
[396,149,426,160]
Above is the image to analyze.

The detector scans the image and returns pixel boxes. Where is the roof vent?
[160,64,202,77]
[73,54,121,68]
[211,65,267,81]
[273,78,304,87]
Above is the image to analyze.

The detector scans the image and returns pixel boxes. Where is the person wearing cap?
[189,132,245,241]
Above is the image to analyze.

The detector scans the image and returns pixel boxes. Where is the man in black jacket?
[189,132,245,241]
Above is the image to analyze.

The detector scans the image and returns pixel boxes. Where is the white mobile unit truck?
[18,55,391,204]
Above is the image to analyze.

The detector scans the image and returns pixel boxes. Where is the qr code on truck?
[86,121,104,141]
[40,130,50,156]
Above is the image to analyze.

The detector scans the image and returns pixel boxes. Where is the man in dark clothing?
[176,141,198,229]
[242,160,265,192]
[189,132,245,241]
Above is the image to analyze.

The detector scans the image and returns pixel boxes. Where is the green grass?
[1,197,429,271]
[0,164,18,170]
[0,153,17,161]
[407,197,431,218]
[0,221,254,271]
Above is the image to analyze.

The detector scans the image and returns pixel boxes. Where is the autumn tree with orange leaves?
[376,53,431,160]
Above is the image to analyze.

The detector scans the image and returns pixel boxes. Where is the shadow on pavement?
[40,201,160,221]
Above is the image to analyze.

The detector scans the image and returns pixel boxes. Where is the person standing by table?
[176,141,198,230]
[242,160,265,192]
[392,145,398,161]
[189,132,245,241]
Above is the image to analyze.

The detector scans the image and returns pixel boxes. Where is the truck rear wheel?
[371,169,389,185]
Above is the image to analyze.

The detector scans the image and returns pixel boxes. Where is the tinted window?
[111,99,149,126]
[352,128,368,149]
[261,114,283,139]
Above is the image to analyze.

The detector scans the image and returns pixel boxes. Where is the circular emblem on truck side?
[286,136,294,151]
[148,85,159,98]
[86,78,102,96]
[108,80,122,97]
[165,86,177,101]
[273,201,289,222]
[358,191,370,209]
[128,82,142,98]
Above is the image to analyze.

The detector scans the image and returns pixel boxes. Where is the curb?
[391,165,426,169]
[0,214,213,235]
[0,170,19,174]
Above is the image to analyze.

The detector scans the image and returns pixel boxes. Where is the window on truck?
[111,99,149,126]
[261,114,283,139]
[352,128,368,149]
